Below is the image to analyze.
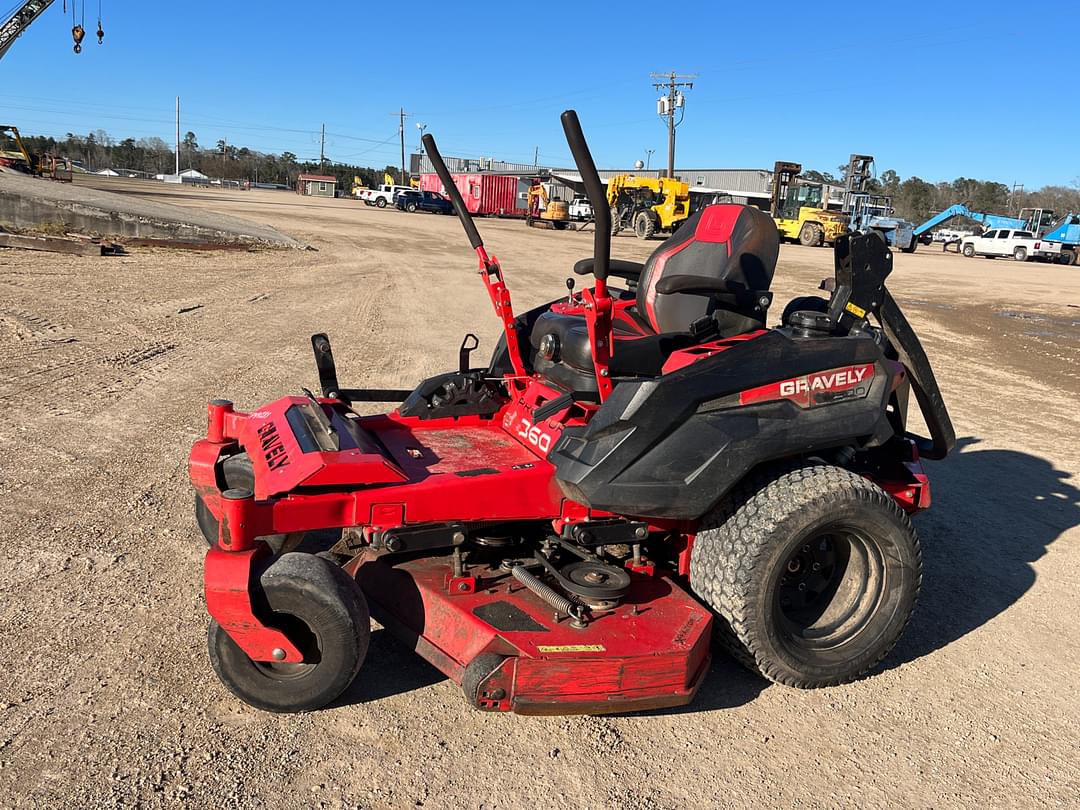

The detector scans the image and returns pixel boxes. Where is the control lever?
[310,333,341,398]
[566,277,576,303]
[300,387,336,438]
[458,333,479,374]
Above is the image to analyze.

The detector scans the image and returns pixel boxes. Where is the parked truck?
[960,228,1037,260]
[359,184,414,207]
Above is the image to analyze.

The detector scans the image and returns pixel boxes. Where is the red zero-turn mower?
[190,111,955,714]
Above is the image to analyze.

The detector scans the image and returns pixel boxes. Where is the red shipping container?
[419,173,529,217]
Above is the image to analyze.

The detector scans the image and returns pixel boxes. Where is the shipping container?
[418,173,531,217]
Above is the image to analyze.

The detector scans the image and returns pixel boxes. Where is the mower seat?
[531,204,779,388]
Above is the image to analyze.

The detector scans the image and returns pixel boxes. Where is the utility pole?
[174,96,180,176]
[398,108,411,184]
[650,71,696,179]
[534,146,539,166]
[319,123,326,173]
[1010,182,1024,215]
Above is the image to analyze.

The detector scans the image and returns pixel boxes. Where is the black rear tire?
[690,463,921,688]
[634,212,656,240]
[376,198,387,208]
[208,553,370,712]
[962,243,975,257]
[610,207,622,236]
[195,454,296,553]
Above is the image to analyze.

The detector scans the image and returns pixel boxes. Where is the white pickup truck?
[359,184,413,208]
[960,228,1037,261]
[567,196,593,221]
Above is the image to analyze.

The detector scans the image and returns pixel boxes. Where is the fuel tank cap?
[788,310,833,338]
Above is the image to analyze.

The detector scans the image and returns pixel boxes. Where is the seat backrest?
[637,204,779,334]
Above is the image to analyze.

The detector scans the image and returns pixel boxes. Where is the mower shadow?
[885,435,1080,669]
[631,657,768,717]
[333,627,446,708]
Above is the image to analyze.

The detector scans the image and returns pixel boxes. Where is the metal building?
[410,153,773,209]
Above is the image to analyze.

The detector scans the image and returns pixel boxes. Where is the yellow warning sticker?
[845,301,867,318]
[537,644,606,653]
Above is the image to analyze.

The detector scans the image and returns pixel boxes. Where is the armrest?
[573,258,644,281]
[654,274,729,295]
[653,275,772,310]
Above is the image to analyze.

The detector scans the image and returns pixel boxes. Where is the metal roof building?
[410,153,774,207]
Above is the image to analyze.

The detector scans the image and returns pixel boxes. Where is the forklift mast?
[769,161,801,219]
[841,154,874,214]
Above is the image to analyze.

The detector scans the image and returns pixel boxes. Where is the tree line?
[805,165,1080,225]
[19,128,1079,222]
[18,129,404,192]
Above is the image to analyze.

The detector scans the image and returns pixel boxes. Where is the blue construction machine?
[840,155,918,252]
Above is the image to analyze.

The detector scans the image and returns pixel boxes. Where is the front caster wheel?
[208,553,370,712]
[691,463,921,688]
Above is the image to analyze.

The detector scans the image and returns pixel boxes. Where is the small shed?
[297,173,337,197]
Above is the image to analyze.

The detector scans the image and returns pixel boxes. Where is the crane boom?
[0,0,57,61]
[912,204,1027,237]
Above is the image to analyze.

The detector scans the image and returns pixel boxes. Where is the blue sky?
[3,0,1075,187]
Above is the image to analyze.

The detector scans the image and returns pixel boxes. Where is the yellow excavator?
[606,174,690,239]
[769,161,847,247]
[526,182,571,230]
[0,125,37,173]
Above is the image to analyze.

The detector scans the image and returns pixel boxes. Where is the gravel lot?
[1,181,1078,808]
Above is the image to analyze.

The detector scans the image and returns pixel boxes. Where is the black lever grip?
[422,133,483,251]
[560,110,610,281]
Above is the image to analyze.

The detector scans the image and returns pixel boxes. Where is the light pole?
[416,123,427,175]
[645,148,655,172]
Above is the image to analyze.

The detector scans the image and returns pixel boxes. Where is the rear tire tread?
[690,463,921,688]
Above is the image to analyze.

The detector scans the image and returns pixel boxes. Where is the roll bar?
[560,110,610,282]
[879,292,956,460]
[422,133,483,251]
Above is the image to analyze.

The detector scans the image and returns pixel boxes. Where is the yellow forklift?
[769,161,847,247]
[607,174,690,239]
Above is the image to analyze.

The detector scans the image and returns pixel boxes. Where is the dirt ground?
[1,181,1078,809]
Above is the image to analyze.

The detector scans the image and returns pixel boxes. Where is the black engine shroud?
[550,328,895,520]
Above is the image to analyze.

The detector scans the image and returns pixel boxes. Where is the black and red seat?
[529,204,779,391]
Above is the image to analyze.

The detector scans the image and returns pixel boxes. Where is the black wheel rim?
[250,612,322,681]
[773,526,887,652]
